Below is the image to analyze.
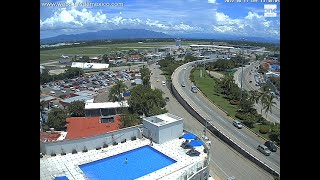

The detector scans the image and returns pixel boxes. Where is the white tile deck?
[40,138,207,180]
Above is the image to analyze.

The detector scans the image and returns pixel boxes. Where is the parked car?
[181,83,186,87]
[257,144,271,156]
[233,120,243,129]
[165,97,170,102]
[264,141,277,152]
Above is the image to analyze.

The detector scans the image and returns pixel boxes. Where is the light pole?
[239,50,244,103]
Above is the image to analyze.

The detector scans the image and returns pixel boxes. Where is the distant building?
[40,131,67,142]
[59,95,94,107]
[71,62,109,70]
[84,101,129,117]
[176,39,182,47]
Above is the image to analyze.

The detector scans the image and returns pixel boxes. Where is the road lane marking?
[174,68,280,171]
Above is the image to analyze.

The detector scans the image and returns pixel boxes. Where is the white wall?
[142,119,183,144]
[158,121,183,144]
[40,125,142,155]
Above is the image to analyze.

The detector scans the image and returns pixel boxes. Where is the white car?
[233,120,243,129]
[61,90,66,93]
[183,67,187,70]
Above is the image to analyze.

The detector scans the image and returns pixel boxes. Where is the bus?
[191,86,197,93]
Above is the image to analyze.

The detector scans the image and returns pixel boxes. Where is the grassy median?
[192,68,238,118]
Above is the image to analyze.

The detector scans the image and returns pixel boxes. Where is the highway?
[172,63,280,175]
[234,61,280,123]
[149,64,274,180]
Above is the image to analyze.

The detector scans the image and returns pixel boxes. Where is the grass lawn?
[40,41,210,63]
[192,68,238,118]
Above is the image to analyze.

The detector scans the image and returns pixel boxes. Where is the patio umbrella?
[188,140,203,147]
[182,133,197,140]
[54,176,69,180]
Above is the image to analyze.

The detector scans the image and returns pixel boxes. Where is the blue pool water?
[79,145,177,180]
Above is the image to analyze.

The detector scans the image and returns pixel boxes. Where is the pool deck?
[40,137,208,180]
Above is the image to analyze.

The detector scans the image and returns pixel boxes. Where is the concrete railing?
[170,61,280,177]
[40,125,143,155]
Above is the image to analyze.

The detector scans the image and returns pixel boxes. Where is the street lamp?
[239,50,244,103]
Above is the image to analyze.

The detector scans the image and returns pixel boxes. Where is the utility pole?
[239,49,244,103]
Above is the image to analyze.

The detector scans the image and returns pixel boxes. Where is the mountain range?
[40,29,279,44]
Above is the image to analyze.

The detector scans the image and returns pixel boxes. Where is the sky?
[40,0,280,39]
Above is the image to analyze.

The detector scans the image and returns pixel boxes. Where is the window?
[100,117,114,123]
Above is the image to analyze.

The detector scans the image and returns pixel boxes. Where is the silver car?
[257,144,271,156]
[233,120,243,129]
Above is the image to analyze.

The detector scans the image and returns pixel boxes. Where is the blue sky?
[40,0,280,39]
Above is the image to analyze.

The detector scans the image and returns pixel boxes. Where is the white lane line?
[175,70,280,170]
[211,159,230,178]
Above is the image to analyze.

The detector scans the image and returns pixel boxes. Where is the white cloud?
[212,12,279,38]
[208,0,217,3]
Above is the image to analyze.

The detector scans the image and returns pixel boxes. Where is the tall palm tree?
[108,80,127,102]
[262,94,276,119]
[248,90,260,104]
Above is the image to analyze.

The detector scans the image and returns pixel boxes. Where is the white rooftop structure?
[85,101,129,109]
[143,113,183,144]
[71,62,109,70]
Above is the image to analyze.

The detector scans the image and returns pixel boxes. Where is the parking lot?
[40,69,137,101]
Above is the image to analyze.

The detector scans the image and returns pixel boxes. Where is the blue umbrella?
[188,140,203,147]
[54,176,69,180]
[182,133,197,140]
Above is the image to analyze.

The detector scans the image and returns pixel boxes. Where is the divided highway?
[234,61,280,123]
[172,63,280,175]
[149,64,274,180]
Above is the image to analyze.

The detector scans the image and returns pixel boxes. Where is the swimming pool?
[79,145,177,180]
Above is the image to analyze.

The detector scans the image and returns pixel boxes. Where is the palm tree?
[108,80,127,102]
[248,90,260,104]
[262,94,276,119]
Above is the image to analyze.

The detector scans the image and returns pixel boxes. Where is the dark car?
[264,141,277,152]
[165,97,170,102]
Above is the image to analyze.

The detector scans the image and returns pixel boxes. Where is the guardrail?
[170,61,280,177]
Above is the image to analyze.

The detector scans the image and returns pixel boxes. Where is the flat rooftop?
[143,113,183,126]
[40,138,207,180]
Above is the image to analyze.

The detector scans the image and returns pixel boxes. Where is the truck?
[191,85,197,93]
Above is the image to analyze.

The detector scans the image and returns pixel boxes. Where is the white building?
[142,113,183,144]
[85,101,129,117]
[71,62,109,70]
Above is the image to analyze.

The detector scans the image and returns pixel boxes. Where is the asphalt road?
[172,63,280,175]
[149,64,274,180]
[234,61,280,123]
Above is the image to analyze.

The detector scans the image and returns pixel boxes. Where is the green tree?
[262,94,277,119]
[119,113,141,128]
[248,90,260,104]
[68,101,85,117]
[140,66,151,88]
[108,80,127,102]
[46,108,68,130]
[239,99,254,113]
[102,54,109,63]
[81,56,90,62]
[129,85,166,116]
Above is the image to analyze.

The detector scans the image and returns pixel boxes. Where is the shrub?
[83,147,88,152]
[230,100,239,105]
[61,152,66,156]
[131,136,137,141]
[259,125,270,134]
[241,119,255,128]
[96,147,101,150]
[51,152,56,156]
[113,142,118,146]
[121,139,126,143]
[203,148,208,153]
[103,143,108,148]
[72,149,77,154]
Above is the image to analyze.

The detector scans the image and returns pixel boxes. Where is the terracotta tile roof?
[65,116,121,140]
[40,132,61,142]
